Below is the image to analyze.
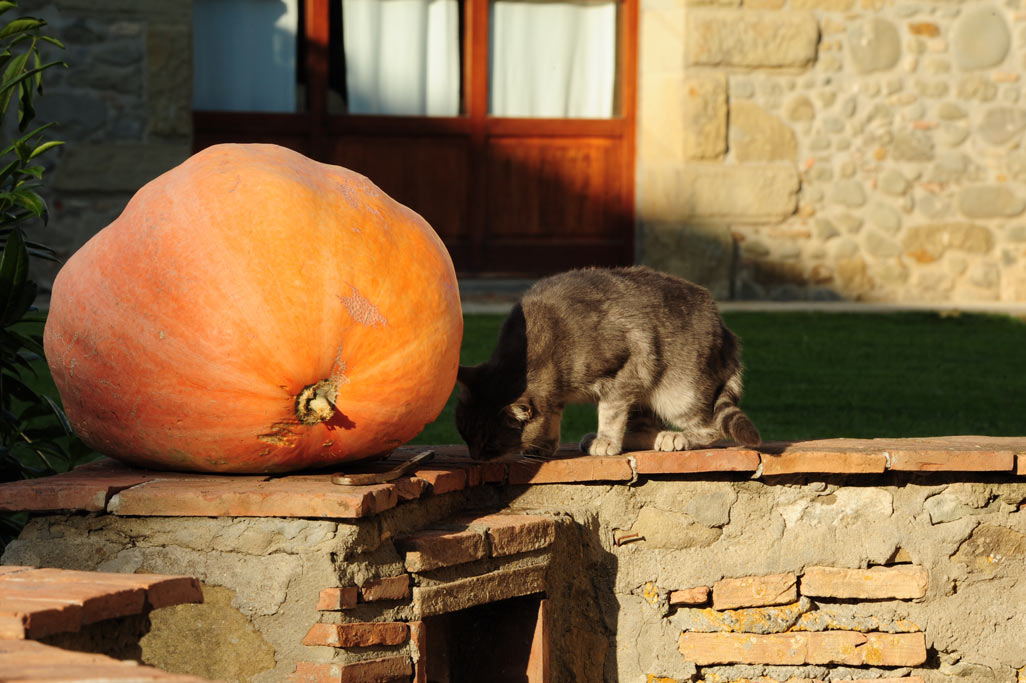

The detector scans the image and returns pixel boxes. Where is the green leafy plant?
[0,2,91,544]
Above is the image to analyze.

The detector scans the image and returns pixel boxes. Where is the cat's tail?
[713,368,762,447]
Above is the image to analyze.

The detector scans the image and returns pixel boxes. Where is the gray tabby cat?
[455,266,760,460]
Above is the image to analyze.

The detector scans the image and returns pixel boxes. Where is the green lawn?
[411,311,1026,445]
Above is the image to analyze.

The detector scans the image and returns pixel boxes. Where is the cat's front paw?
[587,435,623,456]
[655,430,691,452]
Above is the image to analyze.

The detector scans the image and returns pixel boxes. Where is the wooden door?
[193,0,637,276]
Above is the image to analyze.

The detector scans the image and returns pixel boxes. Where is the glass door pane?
[489,0,618,118]
[335,0,462,116]
[194,0,300,112]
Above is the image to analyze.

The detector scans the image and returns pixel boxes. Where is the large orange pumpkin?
[43,143,462,473]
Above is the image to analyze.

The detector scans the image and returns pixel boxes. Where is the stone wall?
[18,0,191,294]
[635,0,1026,302]
[3,438,1026,682]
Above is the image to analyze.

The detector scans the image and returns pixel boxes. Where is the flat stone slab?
[0,437,1023,519]
[0,566,202,640]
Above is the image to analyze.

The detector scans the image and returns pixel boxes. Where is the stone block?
[678,631,926,666]
[359,575,410,602]
[292,657,413,683]
[302,622,409,648]
[147,25,191,140]
[668,586,710,606]
[847,18,901,73]
[683,73,727,160]
[399,529,487,572]
[412,564,547,617]
[639,74,687,165]
[637,221,734,300]
[317,587,358,611]
[800,565,929,600]
[686,10,819,68]
[673,163,800,223]
[903,223,994,263]
[53,143,191,192]
[630,507,721,549]
[730,101,797,162]
[712,573,798,610]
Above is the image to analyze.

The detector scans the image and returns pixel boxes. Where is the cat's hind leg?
[649,383,720,451]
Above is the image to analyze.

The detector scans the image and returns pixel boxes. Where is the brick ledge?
[0,436,1022,519]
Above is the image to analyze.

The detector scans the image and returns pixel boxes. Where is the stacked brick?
[664,565,929,683]
[293,513,556,682]
[0,566,207,681]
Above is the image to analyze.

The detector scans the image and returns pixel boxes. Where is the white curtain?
[342,0,461,116]
[489,0,617,118]
[193,0,299,112]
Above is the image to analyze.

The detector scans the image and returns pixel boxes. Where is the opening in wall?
[422,594,548,682]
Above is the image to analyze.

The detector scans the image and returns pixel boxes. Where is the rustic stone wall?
[635,0,1026,302]
[5,472,1026,682]
[18,0,191,294]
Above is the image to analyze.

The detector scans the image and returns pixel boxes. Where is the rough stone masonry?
[636,0,1026,303]
[2,438,1026,682]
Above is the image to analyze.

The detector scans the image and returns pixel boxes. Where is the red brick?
[292,657,412,683]
[318,587,359,611]
[508,455,633,484]
[302,622,409,647]
[0,597,82,639]
[481,461,508,483]
[399,529,487,572]
[668,586,710,606]
[0,580,145,625]
[801,565,928,600]
[527,599,549,682]
[461,514,556,557]
[393,477,428,501]
[0,639,211,681]
[633,448,760,475]
[360,575,410,602]
[678,631,926,666]
[14,568,202,610]
[712,573,798,610]
[409,620,427,683]
[111,478,398,519]
[0,467,154,513]
[886,449,1015,472]
[760,449,887,475]
[0,566,32,576]
[412,467,468,495]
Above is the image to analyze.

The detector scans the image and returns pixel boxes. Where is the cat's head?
[454,364,533,460]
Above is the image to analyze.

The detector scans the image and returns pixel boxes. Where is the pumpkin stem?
[295,379,338,425]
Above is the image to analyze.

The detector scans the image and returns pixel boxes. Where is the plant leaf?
[0,226,28,323]
[27,140,60,160]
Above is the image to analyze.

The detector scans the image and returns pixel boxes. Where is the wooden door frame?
[193,0,637,274]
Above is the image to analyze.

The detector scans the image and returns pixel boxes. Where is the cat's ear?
[506,401,533,423]
[457,365,480,389]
